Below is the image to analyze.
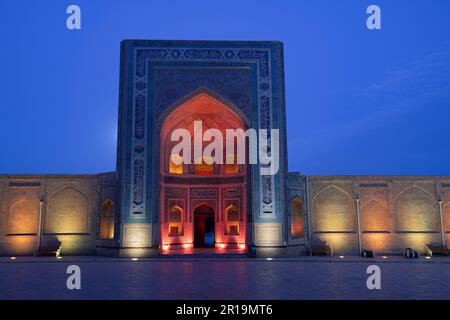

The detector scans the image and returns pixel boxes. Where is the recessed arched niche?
[445,203,450,232]
[290,197,304,238]
[7,198,39,235]
[168,206,183,237]
[225,205,239,236]
[45,187,89,234]
[160,92,246,176]
[361,199,390,232]
[314,185,356,232]
[100,199,115,240]
[395,186,438,232]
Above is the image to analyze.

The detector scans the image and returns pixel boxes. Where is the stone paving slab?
[1,256,450,299]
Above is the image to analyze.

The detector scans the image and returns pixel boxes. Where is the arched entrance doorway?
[159,91,248,253]
[194,204,215,248]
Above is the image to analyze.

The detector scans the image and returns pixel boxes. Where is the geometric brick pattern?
[361,199,390,232]
[395,186,438,232]
[7,198,39,235]
[313,185,356,232]
[445,203,450,231]
[45,187,89,234]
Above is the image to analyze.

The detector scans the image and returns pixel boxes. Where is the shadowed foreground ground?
[1,256,449,300]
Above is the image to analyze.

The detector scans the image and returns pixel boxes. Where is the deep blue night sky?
[1,1,449,175]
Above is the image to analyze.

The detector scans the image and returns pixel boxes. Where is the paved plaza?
[1,256,450,300]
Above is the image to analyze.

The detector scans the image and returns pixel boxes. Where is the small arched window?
[100,199,115,240]
[226,205,239,235]
[195,156,213,174]
[225,154,238,174]
[290,197,304,239]
[168,206,183,236]
[169,154,183,174]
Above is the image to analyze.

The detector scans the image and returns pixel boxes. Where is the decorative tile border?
[122,43,281,224]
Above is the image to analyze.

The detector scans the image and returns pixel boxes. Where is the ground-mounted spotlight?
[10,257,16,260]
[132,258,139,261]
[266,258,273,261]
[381,256,388,259]
[339,255,345,259]
[425,256,431,260]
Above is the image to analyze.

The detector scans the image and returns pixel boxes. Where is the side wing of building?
[0,173,119,256]
[303,175,450,254]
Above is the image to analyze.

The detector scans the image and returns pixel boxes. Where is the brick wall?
[0,174,103,256]
[307,176,450,254]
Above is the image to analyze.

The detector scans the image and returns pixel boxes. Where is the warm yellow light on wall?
[314,186,355,232]
[316,233,350,253]
[399,233,436,252]
[362,233,390,252]
[100,199,115,240]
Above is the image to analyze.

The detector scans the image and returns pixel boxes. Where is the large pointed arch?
[156,87,250,132]
[160,90,247,175]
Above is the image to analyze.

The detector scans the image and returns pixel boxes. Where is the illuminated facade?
[1,40,449,257]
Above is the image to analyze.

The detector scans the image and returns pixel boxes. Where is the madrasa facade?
[1,40,449,257]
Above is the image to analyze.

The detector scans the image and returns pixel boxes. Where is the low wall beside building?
[2,173,450,256]
[307,176,450,254]
[0,173,118,256]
